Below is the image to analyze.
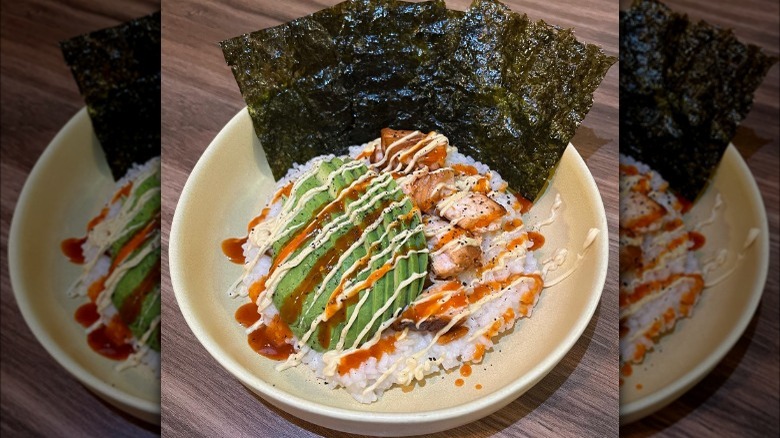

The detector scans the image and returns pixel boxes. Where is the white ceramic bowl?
[170,108,609,436]
[8,108,161,425]
[619,144,770,424]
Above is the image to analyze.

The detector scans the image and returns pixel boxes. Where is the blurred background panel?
[619,0,779,436]
[1,0,160,435]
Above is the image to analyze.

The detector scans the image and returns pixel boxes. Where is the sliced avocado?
[129,287,161,352]
[112,245,160,323]
[109,171,161,259]
[273,171,391,328]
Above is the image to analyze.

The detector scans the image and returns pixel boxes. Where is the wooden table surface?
[0,1,161,436]
[161,0,619,436]
[619,0,780,436]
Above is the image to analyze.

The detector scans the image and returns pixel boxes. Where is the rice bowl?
[225,130,558,403]
[169,108,608,435]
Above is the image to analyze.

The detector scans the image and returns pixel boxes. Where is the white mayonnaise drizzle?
[543,228,600,287]
[116,312,161,372]
[704,228,760,288]
[229,163,371,298]
[535,193,562,230]
[694,193,723,232]
[702,249,729,277]
[372,131,422,169]
[258,174,401,311]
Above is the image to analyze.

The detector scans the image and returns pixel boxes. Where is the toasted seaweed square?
[221,0,615,201]
[61,11,161,181]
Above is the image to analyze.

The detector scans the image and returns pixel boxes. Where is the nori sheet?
[61,11,161,181]
[620,0,777,201]
[220,0,615,201]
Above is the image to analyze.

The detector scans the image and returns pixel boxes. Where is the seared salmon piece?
[437,191,506,231]
[375,129,447,171]
[400,169,455,212]
[620,190,666,231]
[423,215,482,279]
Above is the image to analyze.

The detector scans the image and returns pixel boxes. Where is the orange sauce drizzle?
[112,216,159,268]
[61,181,134,265]
[279,195,392,326]
[247,206,271,233]
[247,314,295,360]
[502,218,523,232]
[689,231,706,251]
[318,293,358,349]
[451,164,478,176]
[235,302,261,328]
[221,237,248,264]
[337,333,399,375]
[619,273,703,308]
[252,177,376,305]
[469,208,505,230]
[75,302,99,327]
[86,207,109,231]
[677,195,693,214]
[87,325,134,360]
[528,231,545,251]
[470,273,543,305]
[61,237,87,264]
[437,325,469,345]
[619,164,639,175]
[513,193,533,214]
[416,143,447,169]
[403,282,466,327]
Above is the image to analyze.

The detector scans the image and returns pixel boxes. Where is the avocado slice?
[112,245,161,332]
[109,171,161,259]
[129,286,161,352]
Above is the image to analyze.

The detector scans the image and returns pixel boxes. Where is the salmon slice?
[620,190,666,231]
[423,215,482,279]
[375,129,447,171]
[438,191,506,231]
[381,128,418,150]
[619,242,642,274]
[400,168,455,212]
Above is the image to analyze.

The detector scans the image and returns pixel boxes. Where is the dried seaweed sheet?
[620,0,777,201]
[221,0,614,201]
[61,11,161,181]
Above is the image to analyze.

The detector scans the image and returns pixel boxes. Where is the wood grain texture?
[619,0,780,436]
[0,0,161,435]
[160,1,618,436]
